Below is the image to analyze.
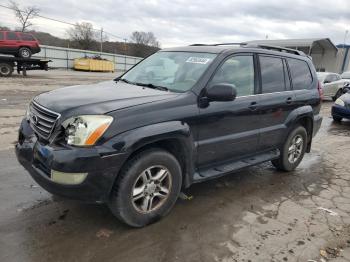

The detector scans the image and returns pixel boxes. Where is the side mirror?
[206,84,237,102]
[324,80,331,84]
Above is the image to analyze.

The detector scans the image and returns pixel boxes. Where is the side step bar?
[193,149,280,183]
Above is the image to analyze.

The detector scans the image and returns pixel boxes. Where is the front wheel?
[332,115,342,122]
[272,126,307,171]
[332,89,343,101]
[109,149,182,227]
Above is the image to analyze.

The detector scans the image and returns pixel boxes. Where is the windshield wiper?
[114,77,134,85]
[134,82,169,91]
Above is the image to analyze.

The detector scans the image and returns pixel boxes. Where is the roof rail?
[189,42,306,56]
[243,43,306,56]
[189,43,245,47]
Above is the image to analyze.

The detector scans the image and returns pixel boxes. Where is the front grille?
[29,101,60,140]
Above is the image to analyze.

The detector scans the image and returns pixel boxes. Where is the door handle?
[248,101,258,111]
[286,97,293,104]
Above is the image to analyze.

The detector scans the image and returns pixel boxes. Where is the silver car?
[317,72,348,101]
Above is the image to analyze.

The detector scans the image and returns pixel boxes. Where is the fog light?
[51,170,88,185]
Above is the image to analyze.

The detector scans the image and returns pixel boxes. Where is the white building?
[247,38,350,74]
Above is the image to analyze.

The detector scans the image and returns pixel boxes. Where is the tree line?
[1,1,161,58]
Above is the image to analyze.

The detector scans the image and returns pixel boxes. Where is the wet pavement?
[1,71,350,262]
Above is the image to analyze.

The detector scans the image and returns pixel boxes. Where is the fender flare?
[106,121,196,189]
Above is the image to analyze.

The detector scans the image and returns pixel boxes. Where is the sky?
[0,0,349,48]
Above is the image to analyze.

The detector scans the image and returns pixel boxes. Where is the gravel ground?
[1,70,350,262]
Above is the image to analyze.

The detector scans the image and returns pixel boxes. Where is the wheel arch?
[284,106,314,153]
[106,121,196,197]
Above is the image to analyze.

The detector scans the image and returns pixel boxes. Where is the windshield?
[121,51,217,93]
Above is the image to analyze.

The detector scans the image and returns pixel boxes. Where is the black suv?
[16,44,322,227]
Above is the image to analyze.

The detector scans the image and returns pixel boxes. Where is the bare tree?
[67,22,98,50]
[130,31,160,48]
[9,1,39,32]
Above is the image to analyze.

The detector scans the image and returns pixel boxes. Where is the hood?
[339,92,350,104]
[34,80,178,115]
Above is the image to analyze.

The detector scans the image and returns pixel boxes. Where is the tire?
[109,148,182,227]
[18,47,32,58]
[332,89,343,101]
[272,126,307,171]
[0,63,13,77]
[333,115,342,122]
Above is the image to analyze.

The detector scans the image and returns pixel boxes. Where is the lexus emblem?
[32,115,39,124]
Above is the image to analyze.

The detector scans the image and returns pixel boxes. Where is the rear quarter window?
[287,58,313,90]
[0,32,4,40]
[20,33,35,41]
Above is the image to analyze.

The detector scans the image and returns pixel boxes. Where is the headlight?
[62,115,113,146]
[335,98,345,107]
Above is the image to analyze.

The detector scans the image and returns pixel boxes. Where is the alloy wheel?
[132,165,172,213]
[287,134,304,164]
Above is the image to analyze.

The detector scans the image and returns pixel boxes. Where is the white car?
[317,72,348,101]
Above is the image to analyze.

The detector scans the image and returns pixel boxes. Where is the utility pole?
[124,38,127,55]
[344,30,349,47]
[100,28,103,54]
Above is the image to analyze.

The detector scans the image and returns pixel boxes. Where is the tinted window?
[0,32,4,40]
[260,56,285,93]
[20,33,35,41]
[6,32,19,40]
[287,58,313,90]
[210,55,255,96]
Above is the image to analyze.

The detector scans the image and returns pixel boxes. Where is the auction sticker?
[186,57,211,64]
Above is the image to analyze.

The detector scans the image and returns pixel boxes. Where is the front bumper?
[332,105,350,119]
[15,119,128,202]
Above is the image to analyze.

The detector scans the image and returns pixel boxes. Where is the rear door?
[257,55,296,151]
[323,74,339,97]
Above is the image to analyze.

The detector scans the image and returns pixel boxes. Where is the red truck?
[0,31,41,58]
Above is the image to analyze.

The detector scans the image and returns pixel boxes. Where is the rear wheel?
[109,148,182,227]
[18,47,32,58]
[0,63,13,77]
[272,126,307,171]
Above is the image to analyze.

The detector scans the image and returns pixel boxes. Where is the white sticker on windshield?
[186,57,211,64]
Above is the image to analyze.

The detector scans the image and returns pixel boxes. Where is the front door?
[196,54,260,168]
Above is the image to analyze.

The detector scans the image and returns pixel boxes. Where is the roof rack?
[243,43,306,56]
[189,42,306,56]
[190,43,244,46]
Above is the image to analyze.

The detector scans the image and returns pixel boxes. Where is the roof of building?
[246,38,338,53]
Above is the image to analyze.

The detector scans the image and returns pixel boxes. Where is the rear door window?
[20,33,35,41]
[287,58,313,90]
[6,32,19,40]
[0,32,4,40]
[259,56,286,93]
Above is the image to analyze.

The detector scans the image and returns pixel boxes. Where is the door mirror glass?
[206,84,237,102]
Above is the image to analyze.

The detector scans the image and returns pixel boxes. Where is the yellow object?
[51,170,88,185]
[74,58,114,72]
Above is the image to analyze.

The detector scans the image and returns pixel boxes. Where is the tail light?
[317,81,324,101]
